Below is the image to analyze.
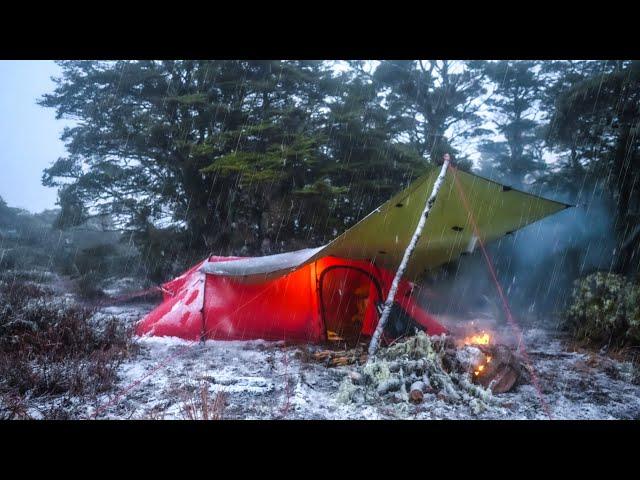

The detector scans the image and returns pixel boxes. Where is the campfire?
[455,329,529,394]
[459,331,495,379]
[474,355,491,377]
[315,328,530,413]
[462,331,491,346]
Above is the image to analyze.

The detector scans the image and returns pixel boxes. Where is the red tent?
[136,254,447,343]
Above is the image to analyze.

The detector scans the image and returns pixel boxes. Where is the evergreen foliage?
[38,60,640,282]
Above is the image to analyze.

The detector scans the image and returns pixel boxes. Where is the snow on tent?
[136,166,570,344]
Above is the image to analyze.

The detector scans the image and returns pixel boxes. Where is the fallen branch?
[312,348,368,367]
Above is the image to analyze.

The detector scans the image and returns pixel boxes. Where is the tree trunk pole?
[368,154,451,357]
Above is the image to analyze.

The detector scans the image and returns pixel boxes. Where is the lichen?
[384,331,439,361]
[335,332,495,414]
[336,378,358,404]
[362,359,391,383]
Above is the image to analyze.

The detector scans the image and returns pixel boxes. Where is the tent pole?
[368,154,451,357]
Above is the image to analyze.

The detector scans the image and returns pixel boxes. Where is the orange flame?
[464,333,492,377]
[463,331,491,346]
[474,364,486,376]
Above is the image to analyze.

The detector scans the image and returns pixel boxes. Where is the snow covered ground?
[86,302,640,420]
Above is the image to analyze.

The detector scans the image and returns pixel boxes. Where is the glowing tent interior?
[136,166,570,344]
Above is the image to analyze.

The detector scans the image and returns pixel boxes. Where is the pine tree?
[40,61,334,263]
[478,61,546,187]
[318,65,426,239]
[373,60,486,168]
[39,61,438,276]
[545,60,640,273]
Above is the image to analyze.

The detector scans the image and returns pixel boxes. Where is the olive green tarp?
[201,167,570,281]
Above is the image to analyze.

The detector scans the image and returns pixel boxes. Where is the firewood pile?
[330,332,529,413]
[311,345,368,367]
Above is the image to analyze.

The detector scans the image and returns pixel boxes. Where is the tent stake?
[368,154,451,357]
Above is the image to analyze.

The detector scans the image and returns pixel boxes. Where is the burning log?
[473,344,527,394]
[453,331,527,394]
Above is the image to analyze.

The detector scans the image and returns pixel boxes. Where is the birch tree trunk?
[368,155,451,357]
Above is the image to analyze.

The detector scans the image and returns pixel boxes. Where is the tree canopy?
[39,60,640,282]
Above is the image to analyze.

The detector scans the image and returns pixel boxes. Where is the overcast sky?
[0,60,70,213]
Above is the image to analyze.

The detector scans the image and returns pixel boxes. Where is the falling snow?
[2,59,639,421]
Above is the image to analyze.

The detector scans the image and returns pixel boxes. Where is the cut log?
[330,356,351,367]
[377,378,402,395]
[486,365,519,394]
[410,381,425,392]
[348,371,363,384]
[409,381,425,404]
[312,350,333,361]
[312,346,368,367]
[473,344,523,393]
[409,389,424,404]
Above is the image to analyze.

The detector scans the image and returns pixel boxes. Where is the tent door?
[319,266,382,344]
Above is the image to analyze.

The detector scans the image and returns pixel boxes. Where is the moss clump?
[565,272,640,347]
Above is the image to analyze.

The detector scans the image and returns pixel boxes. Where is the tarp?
[201,167,570,281]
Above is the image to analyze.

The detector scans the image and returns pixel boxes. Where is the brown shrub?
[180,384,227,420]
[0,393,31,420]
[0,279,137,418]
